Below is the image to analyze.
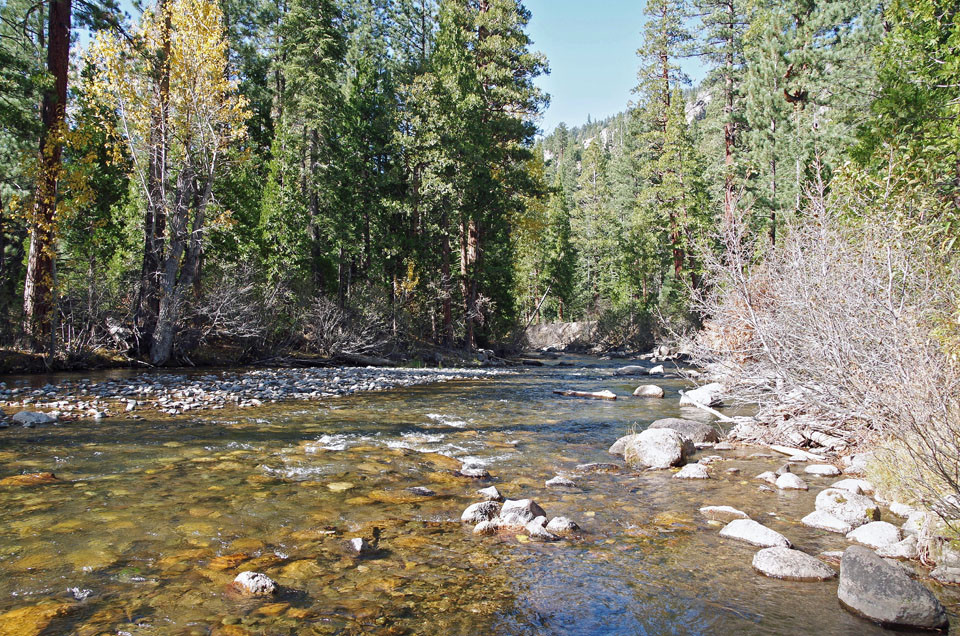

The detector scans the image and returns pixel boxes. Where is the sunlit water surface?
[0,357,957,635]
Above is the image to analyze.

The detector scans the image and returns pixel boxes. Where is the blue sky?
[525,0,706,135]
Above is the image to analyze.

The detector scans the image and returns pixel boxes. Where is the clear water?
[0,357,956,635]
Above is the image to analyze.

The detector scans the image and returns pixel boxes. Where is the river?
[0,356,956,634]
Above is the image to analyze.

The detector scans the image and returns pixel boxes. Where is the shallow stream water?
[0,356,957,635]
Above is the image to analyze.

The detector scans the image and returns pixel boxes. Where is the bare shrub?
[692,167,960,518]
[302,295,389,357]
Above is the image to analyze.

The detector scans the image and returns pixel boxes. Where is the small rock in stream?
[648,418,720,443]
[752,547,837,581]
[461,501,501,524]
[805,464,841,477]
[815,488,880,528]
[802,510,853,534]
[545,475,577,488]
[623,429,693,470]
[719,519,791,548]
[775,473,808,491]
[524,516,558,542]
[699,506,749,522]
[406,486,435,497]
[674,463,709,479]
[546,517,581,535]
[477,486,503,502]
[846,521,902,549]
[232,571,276,597]
[499,499,546,528]
[632,385,664,398]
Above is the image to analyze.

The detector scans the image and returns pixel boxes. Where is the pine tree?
[544,172,575,320]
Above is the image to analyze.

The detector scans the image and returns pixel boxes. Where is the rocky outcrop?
[838,546,948,630]
[752,547,837,581]
[648,418,720,443]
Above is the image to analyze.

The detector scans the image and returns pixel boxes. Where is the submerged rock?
[838,545,948,630]
[802,510,853,534]
[458,464,490,479]
[233,571,276,597]
[0,602,74,636]
[613,365,648,376]
[406,486,436,497]
[545,475,576,488]
[11,411,57,427]
[752,547,837,581]
[674,463,709,479]
[815,488,880,529]
[461,501,501,524]
[699,505,749,522]
[846,522,902,550]
[623,428,693,470]
[633,385,664,398]
[719,519,791,548]
[648,418,720,443]
[755,471,777,485]
[0,472,60,487]
[575,462,622,473]
[775,473,808,491]
[472,520,499,536]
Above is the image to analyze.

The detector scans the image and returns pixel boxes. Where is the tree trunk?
[135,0,171,350]
[440,208,452,347]
[23,0,71,354]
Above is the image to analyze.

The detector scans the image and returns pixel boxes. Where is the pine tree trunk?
[441,208,452,347]
[23,0,71,354]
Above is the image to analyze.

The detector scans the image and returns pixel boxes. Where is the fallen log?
[335,352,395,367]
[678,390,734,423]
[553,389,617,400]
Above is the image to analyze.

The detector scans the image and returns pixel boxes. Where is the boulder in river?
[461,501,501,524]
[679,383,724,408]
[623,428,693,470]
[608,434,640,456]
[846,521,902,549]
[546,517,581,535]
[719,519,791,548]
[477,486,503,502]
[877,534,919,560]
[674,463,709,479]
[648,418,720,443]
[499,499,546,528]
[233,571,276,597]
[699,505,749,522]
[829,479,875,496]
[12,411,57,427]
[755,471,777,485]
[775,473,808,491]
[752,547,837,581]
[614,366,648,376]
[633,385,664,398]
[804,464,841,477]
[838,545,948,630]
[815,488,880,528]
[802,510,853,534]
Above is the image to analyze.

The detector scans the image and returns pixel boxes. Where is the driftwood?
[553,389,617,400]
[767,444,826,461]
[678,390,734,423]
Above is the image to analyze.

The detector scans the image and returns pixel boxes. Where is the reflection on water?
[0,357,956,634]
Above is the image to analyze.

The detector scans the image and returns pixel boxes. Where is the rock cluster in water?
[0,367,510,422]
